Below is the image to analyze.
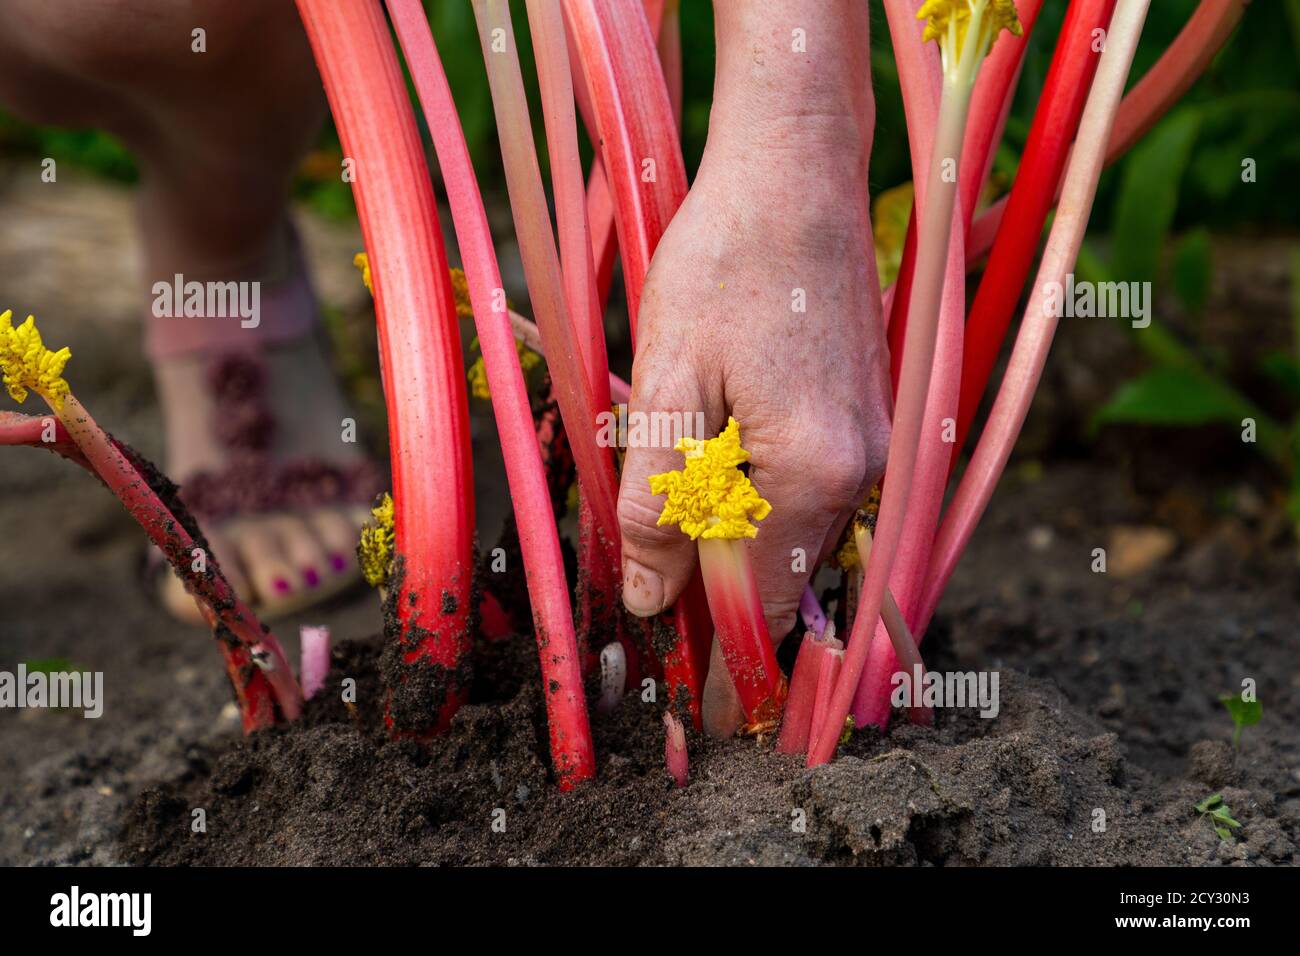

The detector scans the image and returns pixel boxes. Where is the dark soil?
[109,487,1300,866]
[2,165,1298,866]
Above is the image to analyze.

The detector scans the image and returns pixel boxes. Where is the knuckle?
[862,414,891,485]
[618,492,671,546]
[809,440,868,509]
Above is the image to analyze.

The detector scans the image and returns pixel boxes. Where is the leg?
[0,0,374,619]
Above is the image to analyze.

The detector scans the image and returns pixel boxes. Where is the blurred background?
[1,0,1298,866]
[2,1,1296,519]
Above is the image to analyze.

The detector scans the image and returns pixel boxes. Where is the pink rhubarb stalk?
[954,0,1118,456]
[523,0,626,680]
[846,0,973,733]
[663,710,689,787]
[386,0,596,786]
[776,627,841,756]
[855,519,931,726]
[299,625,331,701]
[920,0,1154,638]
[470,0,620,558]
[806,646,845,760]
[297,0,475,737]
[812,0,1023,765]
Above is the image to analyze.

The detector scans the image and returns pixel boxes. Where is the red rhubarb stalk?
[812,0,1023,765]
[526,0,609,402]
[806,646,845,760]
[776,628,841,756]
[562,0,687,336]
[887,0,1043,380]
[61,399,303,725]
[697,538,785,725]
[920,0,1154,638]
[964,0,1246,264]
[386,0,596,786]
[0,320,300,729]
[954,0,1118,456]
[565,0,714,725]
[297,0,475,736]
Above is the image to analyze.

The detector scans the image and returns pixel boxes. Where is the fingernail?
[303,567,321,588]
[622,559,664,617]
[329,552,348,573]
[272,577,292,596]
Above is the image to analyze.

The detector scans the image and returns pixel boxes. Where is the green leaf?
[1258,351,1300,401]
[1195,793,1223,813]
[1093,366,1245,429]
[1211,807,1242,829]
[1215,826,1233,841]
[1111,109,1201,285]
[1172,229,1212,317]
[1220,693,1263,729]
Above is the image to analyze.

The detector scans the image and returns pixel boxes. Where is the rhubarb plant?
[280,0,1243,784]
[0,311,302,730]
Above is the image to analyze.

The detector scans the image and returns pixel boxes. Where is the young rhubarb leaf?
[1220,692,1263,749]
[1196,792,1243,841]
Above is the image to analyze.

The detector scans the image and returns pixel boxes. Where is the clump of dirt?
[118,616,1297,866]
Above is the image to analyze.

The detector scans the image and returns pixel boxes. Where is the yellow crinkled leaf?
[0,310,72,412]
[357,492,394,589]
[648,417,772,541]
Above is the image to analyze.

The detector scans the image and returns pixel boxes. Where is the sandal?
[146,349,385,622]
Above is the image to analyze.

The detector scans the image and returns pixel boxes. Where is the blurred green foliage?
[1,1,1298,498]
[1,2,1293,228]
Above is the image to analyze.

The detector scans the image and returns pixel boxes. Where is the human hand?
[617,0,889,736]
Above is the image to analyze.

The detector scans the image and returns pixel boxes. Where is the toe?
[308,507,363,577]
[263,513,331,592]
[229,519,299,605]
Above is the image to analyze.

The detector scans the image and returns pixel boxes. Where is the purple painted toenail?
[329,553,348,573]
[273,577,292,596]
[304,567,321,588]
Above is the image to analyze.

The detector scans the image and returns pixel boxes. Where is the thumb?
[617,372,716,618]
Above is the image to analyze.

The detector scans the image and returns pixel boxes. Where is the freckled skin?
[617,1,891,736]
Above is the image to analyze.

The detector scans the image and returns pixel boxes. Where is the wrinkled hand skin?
[618,0,890,738]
